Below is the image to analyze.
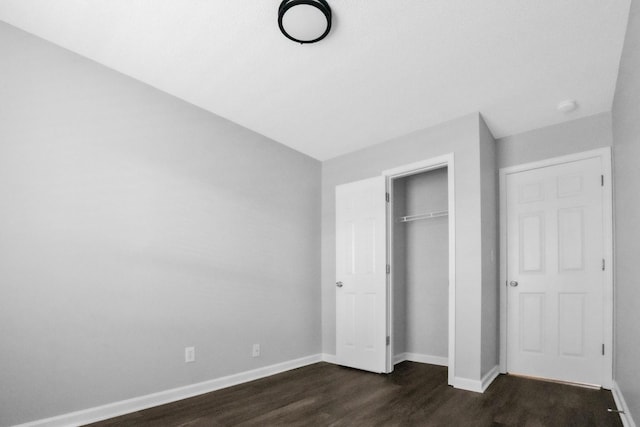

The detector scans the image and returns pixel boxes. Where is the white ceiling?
[0,1,631,160]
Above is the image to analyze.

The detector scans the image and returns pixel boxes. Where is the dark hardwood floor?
[86,361,622,427]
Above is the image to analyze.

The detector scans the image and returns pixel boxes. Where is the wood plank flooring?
[86,362,622,426]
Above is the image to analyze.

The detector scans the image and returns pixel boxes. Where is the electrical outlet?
[185,346,195,363]
[252,343,260,357]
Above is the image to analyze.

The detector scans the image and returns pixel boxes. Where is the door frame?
[382,153,456,385]
[498,147,613,388]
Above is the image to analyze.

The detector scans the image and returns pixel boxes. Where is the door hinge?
[601,175,604,187]
[386,264,390,274]
[385,192,390,202]
[602,259,605,271]
[602,344,605,355]
[386,336,390,346]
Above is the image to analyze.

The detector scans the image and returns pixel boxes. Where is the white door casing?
[382,154,456,385]
[500,149,613,387]
[335,176,388,373]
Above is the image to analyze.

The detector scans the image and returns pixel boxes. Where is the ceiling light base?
[278,0,332,44]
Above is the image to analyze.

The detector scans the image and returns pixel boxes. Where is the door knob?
[336,281,343,288]
[509,281,518,287]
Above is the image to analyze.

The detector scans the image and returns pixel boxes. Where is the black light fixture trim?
[278,0,332,44]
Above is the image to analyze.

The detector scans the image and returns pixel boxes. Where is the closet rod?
[397,210,448,223]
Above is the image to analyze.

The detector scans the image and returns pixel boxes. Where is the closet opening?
[384,156,455,385]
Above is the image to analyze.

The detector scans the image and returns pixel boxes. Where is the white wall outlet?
[252,343,260,357]
[185,346,195,363]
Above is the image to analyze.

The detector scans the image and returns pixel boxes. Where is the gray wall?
[479,118,499,377]
[612,0,640,422]
[0,22,321,426]
[497,112,613,169]
[393,169,449,359]
[405,170,449,358]
[322,113,487,382]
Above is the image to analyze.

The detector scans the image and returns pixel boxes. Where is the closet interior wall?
[392,167,449,362]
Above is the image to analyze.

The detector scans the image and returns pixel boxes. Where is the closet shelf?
[397,210,448,223]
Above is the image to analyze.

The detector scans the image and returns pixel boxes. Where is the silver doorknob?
[509,281,518,287]
[336,281,343,288]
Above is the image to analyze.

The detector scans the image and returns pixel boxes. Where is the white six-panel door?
[335,176,387,373]
[505,156,605,385]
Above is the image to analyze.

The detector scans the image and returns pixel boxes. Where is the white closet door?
[506,156,604,385]
[335,176,387,373]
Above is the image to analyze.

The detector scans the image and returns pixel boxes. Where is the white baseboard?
[612,380,637,427]
[321,353,338,364]
[393,352,406,365]
[393,352,448,367]
[14,354,323,427]
[453,376,482,393]
[325,352,447,368]
[454,365,500,393]
[480,365,500,392]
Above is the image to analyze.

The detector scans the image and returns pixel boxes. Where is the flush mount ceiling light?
[278,0,332,44]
